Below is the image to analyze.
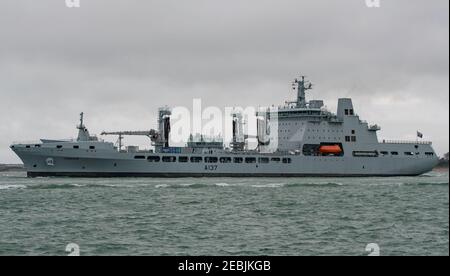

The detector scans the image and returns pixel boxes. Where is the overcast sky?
[0,0,448,163]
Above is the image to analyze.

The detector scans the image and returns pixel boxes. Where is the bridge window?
[179,156,189,163]
[282,158,292,164]
[190,156,203,163]
[259,157,270,164]
[73,145,79,149]
[351,136,357,142]
[134,155,146,160]
[205,157,218,163]
[89,146,95,150]
[404,152,414,156]
[271,158,281,162]
[147,156,160,162]
[345,136,351,142]
[219,157,232,163]
[391,151,399,155]
[380,151,389,156]
[56,145,63,149]
[35,145,41,148]
[234,157,243,163]
[349,109,354,115]
[425,152,434,156]
[353,151,379,157]
[162,156,177,162]
[245,157,257,164]
[345,109,349,115]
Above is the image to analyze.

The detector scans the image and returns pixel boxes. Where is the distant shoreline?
[434,164,449,172]
[435,158,449,170]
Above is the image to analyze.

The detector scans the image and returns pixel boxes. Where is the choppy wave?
[27,183,86,189]
[1,179,447,191]
[415,182,449,186]
[0,171,448,256]
[166,183,210,189]
[0,184,27,190]
[154,182,345,189]
[284,182,344,188]
[155,184,170,188]
[158,182,236,188]
[0,182,156,190]
[215,182,231,187]
[251,183,286,188]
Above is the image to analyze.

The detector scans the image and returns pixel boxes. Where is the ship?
[11,76,439,177]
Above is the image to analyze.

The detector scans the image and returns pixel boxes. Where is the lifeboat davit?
[319,145,342,154]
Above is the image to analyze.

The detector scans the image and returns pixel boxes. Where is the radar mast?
[77,112,85,130]
[292,76,313,108]
[76,112,92,141]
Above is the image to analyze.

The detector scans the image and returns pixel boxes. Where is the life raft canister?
[319,145,342,154]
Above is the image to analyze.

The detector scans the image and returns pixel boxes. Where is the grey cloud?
[0,0,448,162]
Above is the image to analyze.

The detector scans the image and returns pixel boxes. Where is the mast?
[292,76,313,108]
[76,112,92,141]
[77,112,85,130]
[158,107,172,149]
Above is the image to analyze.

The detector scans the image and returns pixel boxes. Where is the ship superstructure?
[11,76,439,177]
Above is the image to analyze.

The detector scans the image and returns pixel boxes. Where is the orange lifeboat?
[319,145,342,154]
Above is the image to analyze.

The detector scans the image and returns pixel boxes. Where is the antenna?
[78,112,85,129]
[292,76,313,108]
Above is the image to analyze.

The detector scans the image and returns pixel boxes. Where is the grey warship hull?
[13,140,438,178]
[11,76,440,177]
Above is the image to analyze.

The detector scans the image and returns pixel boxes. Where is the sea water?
[0,171,448,256]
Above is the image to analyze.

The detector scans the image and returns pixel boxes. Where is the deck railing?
[11,140,42,145]
[381,140,432,145]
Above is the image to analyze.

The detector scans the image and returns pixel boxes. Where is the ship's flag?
[417,131,423,138]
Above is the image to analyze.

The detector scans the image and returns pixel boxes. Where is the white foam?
[155,184,170,188]
[215,183,230,187]
[251,183,285,188]
[72,184,85,187]
[0,184,27,190]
